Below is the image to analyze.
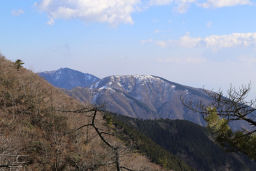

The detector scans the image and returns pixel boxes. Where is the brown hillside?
[0,55,166,171]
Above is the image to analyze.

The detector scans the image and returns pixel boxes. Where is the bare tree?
[58,107,137,171]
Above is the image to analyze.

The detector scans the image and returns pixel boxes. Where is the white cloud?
[179,33,202,48]
[200,0,252,8]
[149,0,252,13]
[11,9,24,16]
[149,0,173,6]
[195,33,256,48]
[47,18,55,25]
[36,0,254,25]
[174,0,197,13]
[36,0,140,25]
[149,0,196,13]
[145,33,256,49]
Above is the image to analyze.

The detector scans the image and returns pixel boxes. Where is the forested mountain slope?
[108,113,256,171]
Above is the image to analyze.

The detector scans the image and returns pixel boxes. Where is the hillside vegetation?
[107,113,256,171]
[102,114,193,171]
[0,56,177,170]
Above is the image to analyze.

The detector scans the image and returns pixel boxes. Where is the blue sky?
[1,0,256,96]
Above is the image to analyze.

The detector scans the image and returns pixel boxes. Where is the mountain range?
[39,68,248,130]
[39,69,209,124]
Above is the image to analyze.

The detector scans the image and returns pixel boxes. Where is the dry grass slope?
[0,56,167,171]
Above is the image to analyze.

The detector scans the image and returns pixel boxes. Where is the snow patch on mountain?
[98,86,115,92]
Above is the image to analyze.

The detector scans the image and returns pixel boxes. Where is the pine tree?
[183,84,256,160]
[15,59,24,70]
[205,107,256,160]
